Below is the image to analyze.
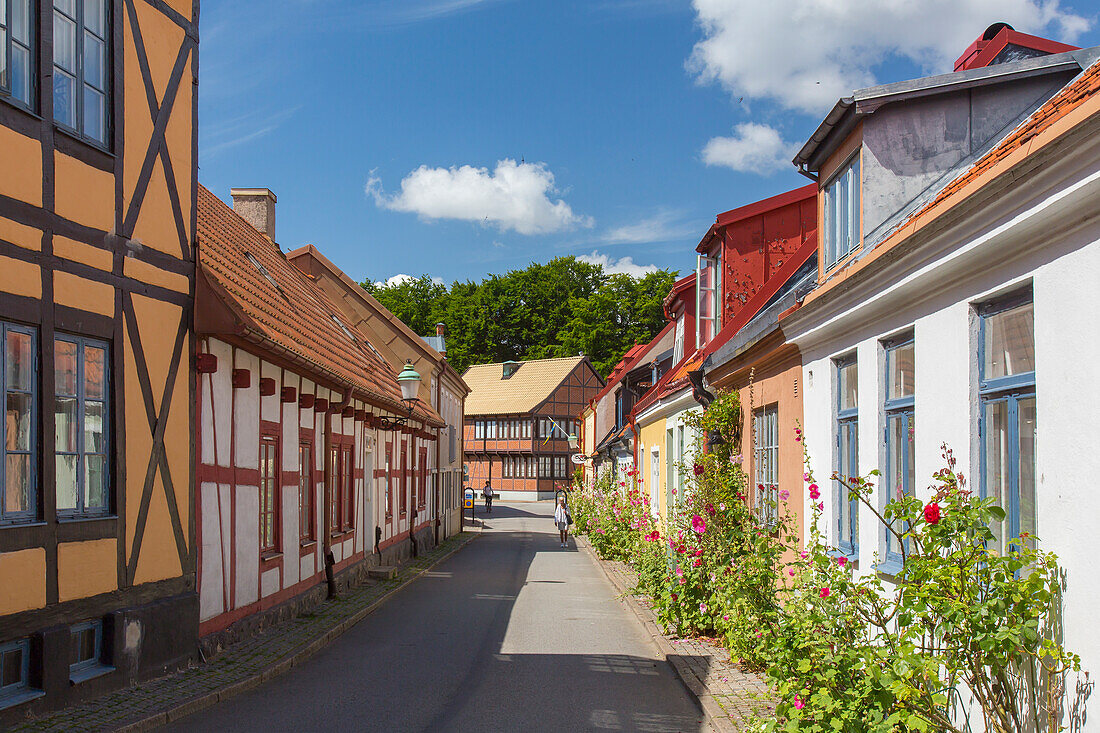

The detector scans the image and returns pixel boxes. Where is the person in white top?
[554,495,570,548]
[482,480,494,513]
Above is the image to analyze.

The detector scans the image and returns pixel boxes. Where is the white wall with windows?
[789,137,1100,723]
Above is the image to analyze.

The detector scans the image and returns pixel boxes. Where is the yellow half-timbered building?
[0,0,197,720]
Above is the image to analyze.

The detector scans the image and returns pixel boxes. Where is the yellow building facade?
[0,0,197,720]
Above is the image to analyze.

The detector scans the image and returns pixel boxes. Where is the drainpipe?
[323,388,354,599]
[434,365,442,545]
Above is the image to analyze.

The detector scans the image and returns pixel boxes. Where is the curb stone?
[17,532,480,733]
[576,535,774,733]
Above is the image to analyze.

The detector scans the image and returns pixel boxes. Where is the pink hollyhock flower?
[837,557,847,567]
[693,463,705,476]
[678,577,686,585]
[817,502,824,511]
[779,489,790,501]
[924,502,941,525]
[803,472,810,482]
[722,614,729,621]
[794,696,804,710]
[731,454,743,465]
[691,514,706,534]
[699,603,707,613]
[668,538,677,550]
[819,587,831,598]
[675,566,684,577]
[670,592,678,601]
[788,569,795,577]
[808,484,820,501]
[800,551,808,559]
[719,503,726,511]
[693,558,702,567]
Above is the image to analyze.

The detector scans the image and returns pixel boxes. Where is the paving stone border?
[577,535,776,732]
[12,531,481,733]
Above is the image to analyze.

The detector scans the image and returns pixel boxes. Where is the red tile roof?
[196,185,442,425]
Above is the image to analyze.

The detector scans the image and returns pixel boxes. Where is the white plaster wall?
[260,360,281,424]
[260,567,280,598]
[234,350,260,470]
[201,339,233,466]
[199,481,225,622]
[235,487,259,607]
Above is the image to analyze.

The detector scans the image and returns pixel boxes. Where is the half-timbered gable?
[194,187,444,643]
[463,357,602,500]
[0,0,197,721]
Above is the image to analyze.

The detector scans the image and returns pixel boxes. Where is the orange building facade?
[0,0,198,721]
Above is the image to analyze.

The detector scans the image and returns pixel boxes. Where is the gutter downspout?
[323,388,354,599]
[434,366,442,545]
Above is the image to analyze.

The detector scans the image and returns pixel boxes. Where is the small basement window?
[69,620,113,684]
[0,638,42,709]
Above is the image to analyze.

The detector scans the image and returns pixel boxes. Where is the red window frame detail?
[299,442,314,542]
[341,444,354,532]
[400,439,408,516]
[329,436,355,534]
[418,446,428,509]
[385,440,393,521]
[260,434,280,554]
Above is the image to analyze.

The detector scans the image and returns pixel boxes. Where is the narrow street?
[166,502,706,732]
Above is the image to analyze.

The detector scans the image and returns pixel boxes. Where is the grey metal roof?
[793,45,1100,172]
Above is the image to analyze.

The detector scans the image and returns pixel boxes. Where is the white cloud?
[366,159,593,236]
[601,209,698,244]
[373,274,445,288]
[577,251,660,277]
[688,0,1092,114]
[702,122,799,174]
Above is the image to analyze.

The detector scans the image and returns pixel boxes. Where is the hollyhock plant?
[691,514,706,534]
[808,484,820,501]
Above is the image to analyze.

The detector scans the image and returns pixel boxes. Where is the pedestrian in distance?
[555,494,571,548]
[482,479,494,513]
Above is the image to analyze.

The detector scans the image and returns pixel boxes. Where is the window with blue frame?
[1,0,35,109]
[69,619,110,683]
[0,638,33,706]
[55,335,110,517]
[1,323,36,524]
[883,335,914,567]
[835,356,858,558]
[978,291,1035,555]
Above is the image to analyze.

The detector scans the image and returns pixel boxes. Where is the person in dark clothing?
[482,480,494,513]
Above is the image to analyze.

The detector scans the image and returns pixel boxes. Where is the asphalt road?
[166,501,706,732]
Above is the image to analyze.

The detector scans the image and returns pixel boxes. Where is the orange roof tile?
[196,185,442,425]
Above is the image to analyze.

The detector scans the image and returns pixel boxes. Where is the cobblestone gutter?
[577,536,777,732]
[11,532,481,733]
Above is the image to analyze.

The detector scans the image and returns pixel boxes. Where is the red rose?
[924,502,941,525]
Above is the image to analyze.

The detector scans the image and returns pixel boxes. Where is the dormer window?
[823,154,861,270]
[696,253,721,345]
[673,316,684,364]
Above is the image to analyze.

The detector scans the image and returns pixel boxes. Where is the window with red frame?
[299,443,313,542]
[419,446,428,508]
[385,441,393,520]
[260,435,280,553]
[400,440,408,516]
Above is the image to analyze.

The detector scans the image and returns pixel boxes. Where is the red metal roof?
[196,185,442,425]
[954,24,1077,72]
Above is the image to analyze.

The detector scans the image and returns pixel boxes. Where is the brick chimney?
[435,323,446,358]
[230,188,277,240]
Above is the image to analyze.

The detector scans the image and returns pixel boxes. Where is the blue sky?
[197,0,1100,285]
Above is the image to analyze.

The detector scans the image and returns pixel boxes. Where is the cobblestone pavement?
[581,544,777,731]
[11,532,480,733]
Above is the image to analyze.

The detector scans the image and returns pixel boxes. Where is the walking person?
[482,479,494,513]
[554,494,571,548]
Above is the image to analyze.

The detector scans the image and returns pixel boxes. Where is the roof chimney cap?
[436,323,445,336]
[983,22,1013,40]
[230,188,277,240]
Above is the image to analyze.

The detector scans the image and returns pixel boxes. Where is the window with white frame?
[673,316,684,364]
[978,290,1035,555]
[883,335,914,567]
[753,405,779,524]
[1,0,34,109]
[823,154,861,270]
[55,335,109,517]
[53,0,111,146]
[696,253,721,345]
[835,356,858,558]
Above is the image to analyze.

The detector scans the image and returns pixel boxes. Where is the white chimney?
[230,188,277,239]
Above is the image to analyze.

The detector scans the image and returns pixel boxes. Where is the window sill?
[70,663,114,686]
[329,530,353,540]
[0,687,45,710]
[57,514,116,524]
[0,519,46,530]
[299,539,317,550]
[54,123,114,156]
[260,550,283,563]
[875,559,904,578]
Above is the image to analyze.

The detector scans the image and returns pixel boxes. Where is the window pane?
[55,339,78,396]
[824,184,835,265]
[850,156,861,247]
[1018,397,1036,546]
[8,392,32,450]
[54,0,75,17]
[53,11,76,72]
[84,400,105,453]
[0,29,7,92]
[6,330,33,392]
[54,70,76,127]
[83,33,104,89]
[84,345,106,399]
[11,43,29,104]
[84,454,106,509]
[55,396,78,452]
[13,0,30,43]
[984,302,1034,380]
[84,0,105,36]
[1,646,23,688]
[888,414,911,501]
[838,361,856,411]
[56,454,78,510]
[5,454,29,514]
[838,169,849,255]
[888,342,914,400]
[984,399,1008,553]
[83,86,105,143]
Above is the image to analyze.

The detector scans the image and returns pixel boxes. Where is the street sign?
[463,490,474,509]
[570,453,587,465]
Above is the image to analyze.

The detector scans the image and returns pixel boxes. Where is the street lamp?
[377,360,422,431]
[567,433,579,450]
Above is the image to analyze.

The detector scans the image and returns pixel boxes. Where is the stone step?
[368,566,398,580]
